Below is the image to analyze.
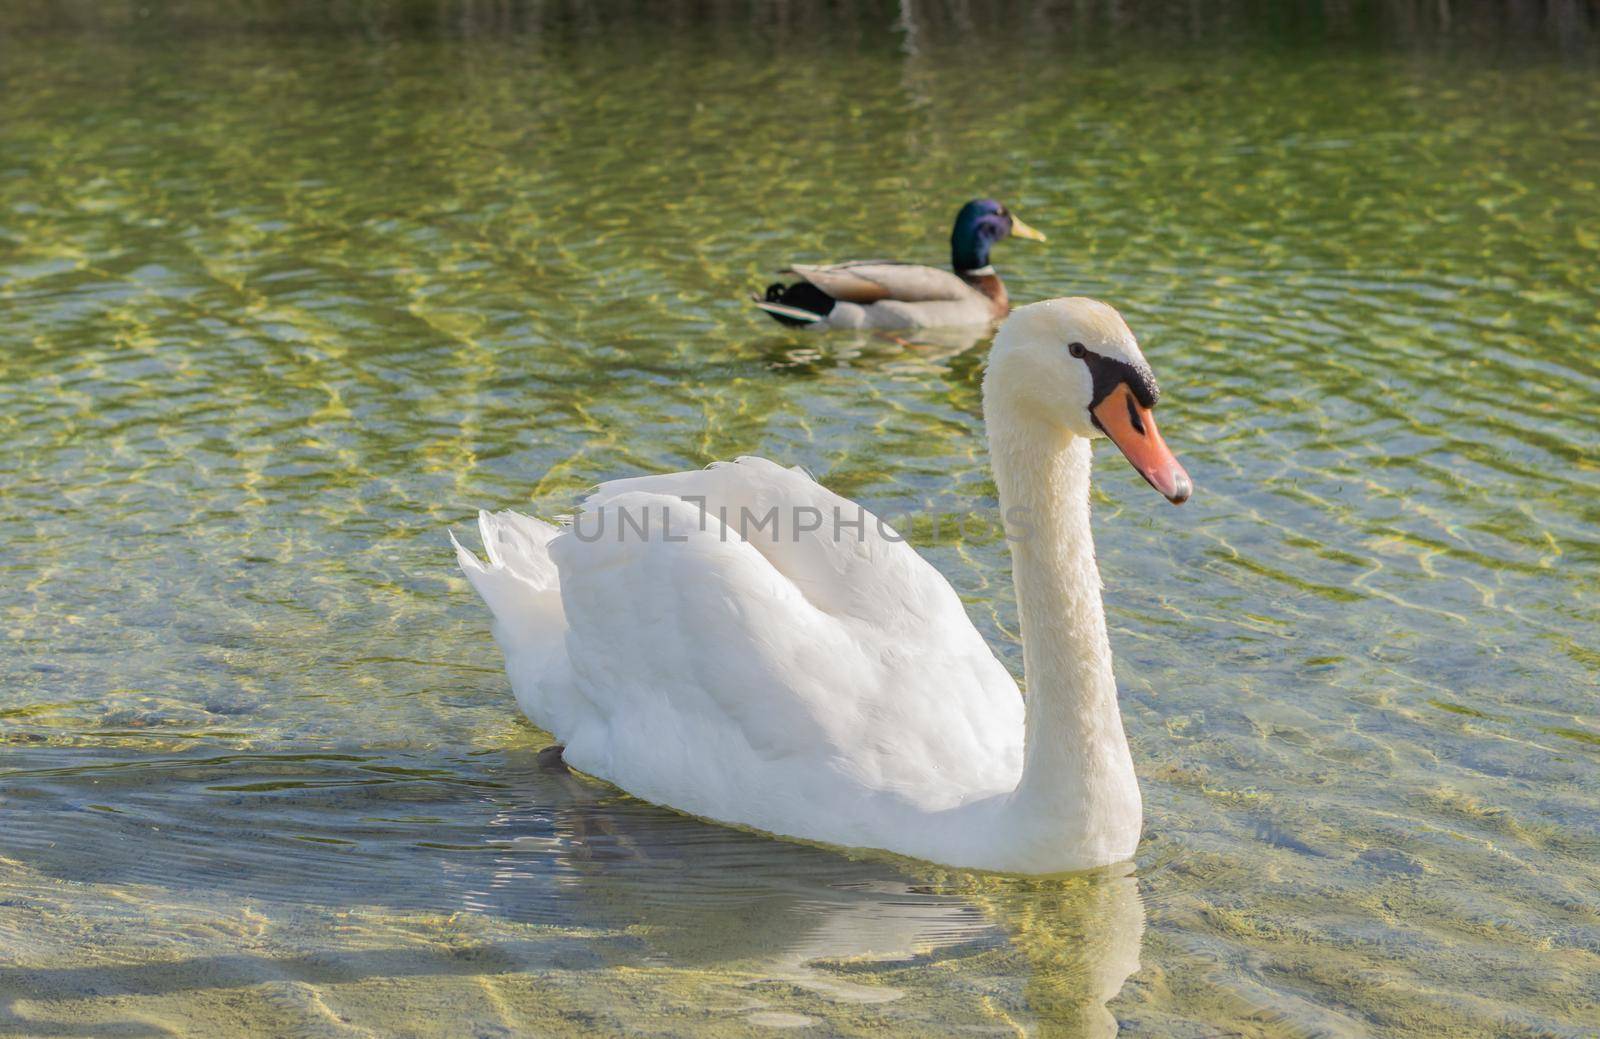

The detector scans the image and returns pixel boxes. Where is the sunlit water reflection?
[2,3,1597,1036]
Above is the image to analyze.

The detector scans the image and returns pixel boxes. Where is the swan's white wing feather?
[582,457,958,633]
[554,492,842,767]
[545,462,1023,820]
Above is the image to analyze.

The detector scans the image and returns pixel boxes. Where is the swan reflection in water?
[2,746,1141,1036]
[451,747,1146,1036]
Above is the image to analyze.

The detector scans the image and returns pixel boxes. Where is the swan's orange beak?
[1091,384,1191,504]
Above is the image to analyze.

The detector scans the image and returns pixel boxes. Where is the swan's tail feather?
[454,510,596,744]
[453,511,566,671]
[477,509,560,588]
[452,512,555,614]
[452,529,534,625]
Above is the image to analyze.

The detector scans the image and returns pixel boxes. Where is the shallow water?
[2,3,1598,1036]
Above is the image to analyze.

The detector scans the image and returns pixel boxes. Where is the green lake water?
[2,3,1598,1035]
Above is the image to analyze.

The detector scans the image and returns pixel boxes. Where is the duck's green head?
[951,198,1046,273]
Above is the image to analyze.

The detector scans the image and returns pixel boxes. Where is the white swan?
[453,298,1191,874]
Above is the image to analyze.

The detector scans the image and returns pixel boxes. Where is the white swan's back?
[455,457,1024,855]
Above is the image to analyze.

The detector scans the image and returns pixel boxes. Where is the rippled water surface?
[3,3,1599,1036]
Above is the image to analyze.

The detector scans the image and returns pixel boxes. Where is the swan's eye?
[1068,342,1087,358]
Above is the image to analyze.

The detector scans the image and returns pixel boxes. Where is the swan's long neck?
[987,412,1141,859]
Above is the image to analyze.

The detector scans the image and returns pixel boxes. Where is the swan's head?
[986,298,1192,504]
[951,199,1046,272]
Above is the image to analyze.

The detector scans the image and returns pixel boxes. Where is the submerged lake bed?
[2,2,1598,1035]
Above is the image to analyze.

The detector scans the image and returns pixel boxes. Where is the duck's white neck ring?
[959,265,996,277]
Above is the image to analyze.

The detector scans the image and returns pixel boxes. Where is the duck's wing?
[537,457,1023,832]
[787,261,977,304]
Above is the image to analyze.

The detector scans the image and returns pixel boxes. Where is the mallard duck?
[753,198,1046,330]
[454,298,1192,874]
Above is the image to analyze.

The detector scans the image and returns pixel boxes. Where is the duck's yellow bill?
[1009,213,1047,242]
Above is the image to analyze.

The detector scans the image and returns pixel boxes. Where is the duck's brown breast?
[961,271,1009,319]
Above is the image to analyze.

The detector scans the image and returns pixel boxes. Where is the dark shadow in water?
[2,0,1595,61]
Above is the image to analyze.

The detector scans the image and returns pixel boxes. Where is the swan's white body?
[455,299,1186,874]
